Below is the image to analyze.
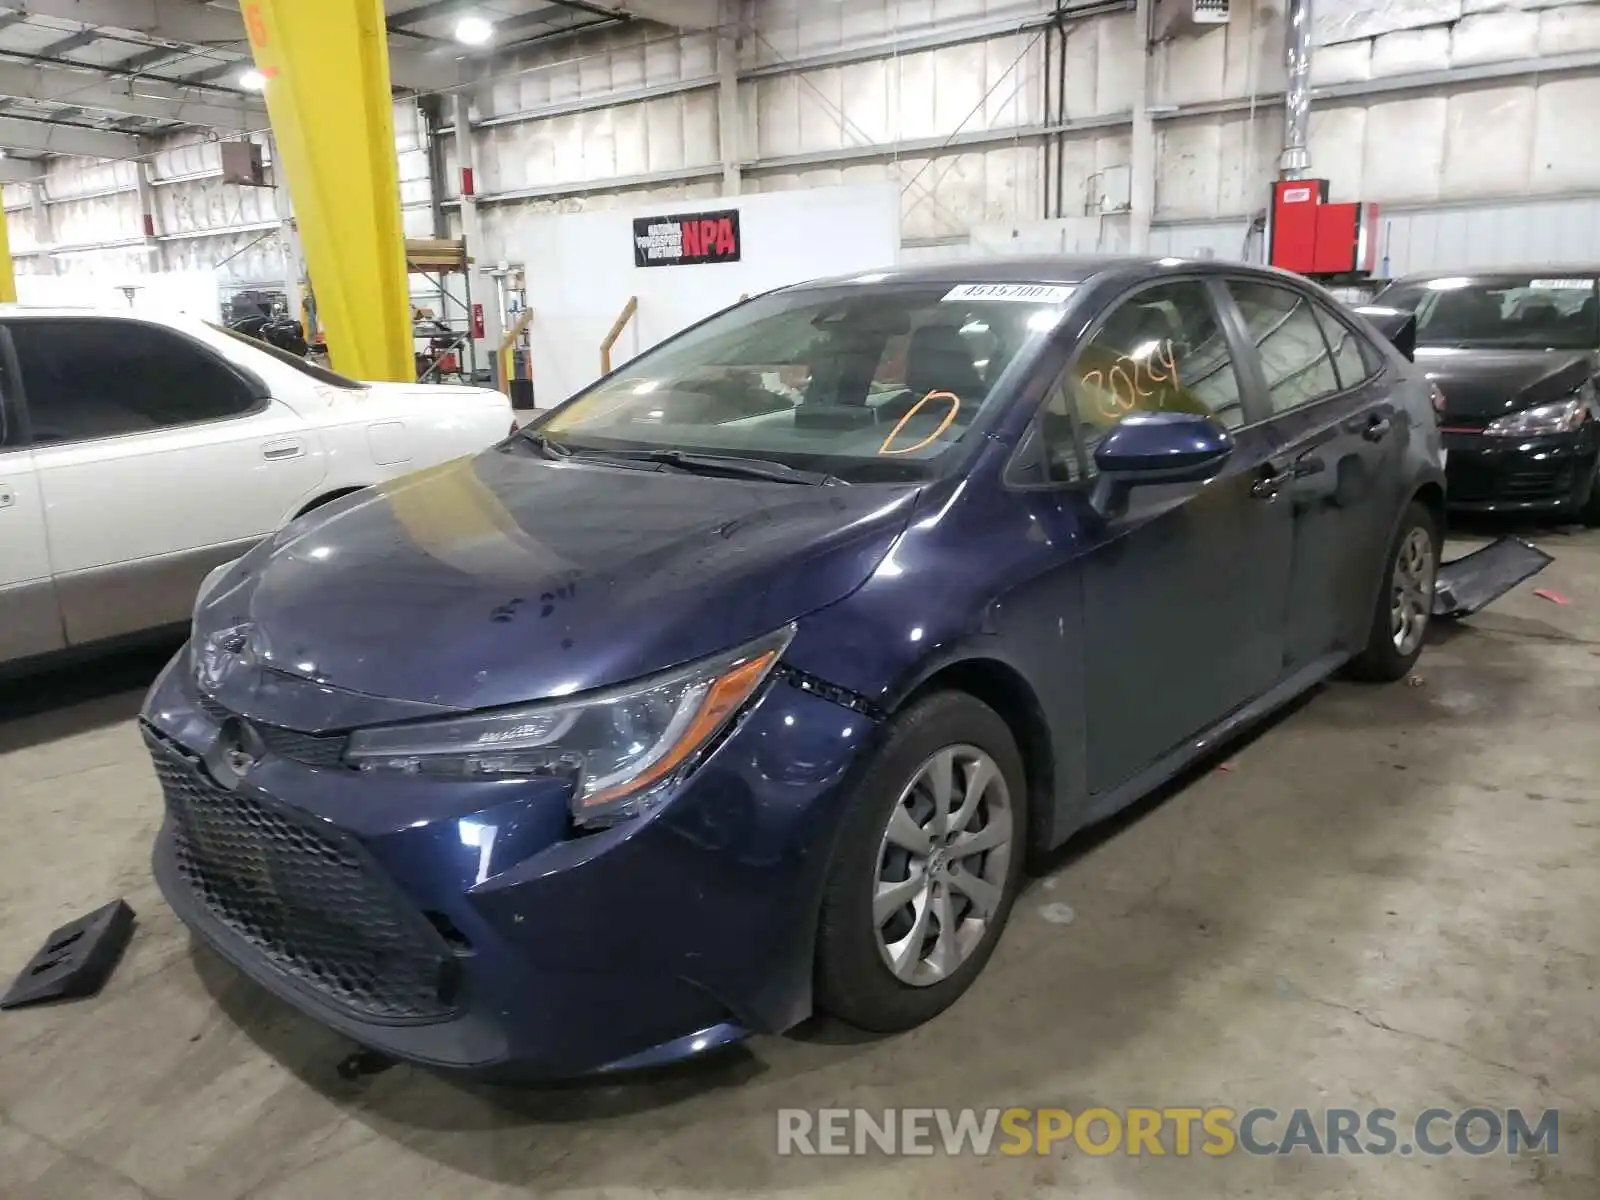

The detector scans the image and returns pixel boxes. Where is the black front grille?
[1503,463,1575,499]
[1448,455,1576,503]
[146,728,458,1022]
[1444,456,1495,502]
[197,693,349,768]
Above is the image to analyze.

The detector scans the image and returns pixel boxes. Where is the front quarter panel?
[784,440,1090,850]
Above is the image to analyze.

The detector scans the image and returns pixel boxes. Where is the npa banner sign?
[633,209,742,268]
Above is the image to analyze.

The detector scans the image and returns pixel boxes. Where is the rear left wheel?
[815,691,1027,1032]
[1347,500,1440,682]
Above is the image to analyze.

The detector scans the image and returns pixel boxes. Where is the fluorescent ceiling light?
[238,68,267,91]
[454,15,495,45]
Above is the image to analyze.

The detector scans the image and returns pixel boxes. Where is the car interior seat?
[1575,295,1599,341]
[1429,290,1503,340]
[874,323,988,423]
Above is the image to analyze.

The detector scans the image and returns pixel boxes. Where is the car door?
[1220,280,1403,669]
[1019,276,1296,799]
[0,348,63,664]
[6,316,325,646]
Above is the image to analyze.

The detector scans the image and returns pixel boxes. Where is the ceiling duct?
[1153,0,1231,39]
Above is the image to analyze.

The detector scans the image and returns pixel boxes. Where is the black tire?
[1580,461,1600,527]
[294,487,366,519]
[815,690,1028,1032]
[1346,500,1441,682]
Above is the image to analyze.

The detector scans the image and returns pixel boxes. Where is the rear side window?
[1226,281,1341,414]
[0,355,15,449]
[1312,303,1378,390]
[9,318,260,444]
[212,322,365,390]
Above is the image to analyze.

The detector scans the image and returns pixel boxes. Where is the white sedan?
[0,306,514,673]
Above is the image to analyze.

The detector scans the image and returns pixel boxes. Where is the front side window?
[1227,281,1341,415]
[10,319,259,444]
[1373,275,1599,351]
[1067,279,1245,458]
[537,283,1071,482]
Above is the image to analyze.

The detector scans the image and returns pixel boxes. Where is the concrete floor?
[2,525,1597,1200]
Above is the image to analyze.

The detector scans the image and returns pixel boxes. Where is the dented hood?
[193,448,918,725]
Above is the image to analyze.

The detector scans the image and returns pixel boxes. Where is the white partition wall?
[14,270,223,323]
[518,183,901,407]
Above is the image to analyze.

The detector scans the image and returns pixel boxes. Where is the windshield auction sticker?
[1529,279,1593,290]
[943,283,1076,304]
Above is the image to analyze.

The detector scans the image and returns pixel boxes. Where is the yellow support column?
[243,0,412,381]
[0,205,17,303]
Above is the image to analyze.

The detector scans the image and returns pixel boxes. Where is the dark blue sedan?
[142,256,1445,1078]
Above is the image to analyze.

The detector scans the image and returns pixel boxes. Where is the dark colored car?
[1370,269,1600,520]
[142,257,1444,1079]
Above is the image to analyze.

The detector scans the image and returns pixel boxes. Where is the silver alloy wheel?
[1391,526,1437,656]
[872,745,1014,987]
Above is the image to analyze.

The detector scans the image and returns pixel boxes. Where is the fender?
[878,633,1076,856]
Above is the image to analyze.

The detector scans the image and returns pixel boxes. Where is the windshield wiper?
[603,448,844,485]
[513,428,575,459]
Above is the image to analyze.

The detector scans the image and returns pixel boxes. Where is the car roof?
[787,254,1307,291]
[1388,266,1600,284]
[0,303,186,321]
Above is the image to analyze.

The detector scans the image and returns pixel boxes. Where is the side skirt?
[1072,651,1349,834]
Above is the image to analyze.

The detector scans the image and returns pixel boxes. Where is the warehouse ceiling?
[0,0,724,173]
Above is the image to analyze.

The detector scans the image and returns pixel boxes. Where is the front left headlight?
[344,625,795,828]
[1483,396,1589,437]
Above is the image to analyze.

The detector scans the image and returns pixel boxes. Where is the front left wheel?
[815,691,1028,1033]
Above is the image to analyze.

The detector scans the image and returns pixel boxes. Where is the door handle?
[1251,466,1291,501]
[1360,414,1393,443]
[0,483,13,509]
[1292,455,1326,478]
[262,439,306,461]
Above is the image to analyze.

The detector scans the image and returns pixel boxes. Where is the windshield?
[208,322,367,389]
[1374,275,1599,350]
[535,282,1072,482]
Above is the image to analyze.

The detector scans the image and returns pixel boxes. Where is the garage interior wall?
[4,0,1600,292]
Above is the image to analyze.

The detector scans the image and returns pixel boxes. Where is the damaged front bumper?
[1433,536,1554,620]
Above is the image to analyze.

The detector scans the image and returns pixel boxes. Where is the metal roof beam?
[38,29,103,56]
[0,62,265,129]
[0,158,46,183]
[10,0,454,92]
[387,0,464,31]
[6,0,246,49]
[0,115,139,158]
[582,0,720,29]
[116,45,186,73]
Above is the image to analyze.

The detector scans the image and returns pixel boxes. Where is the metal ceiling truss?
[0,0,739,163]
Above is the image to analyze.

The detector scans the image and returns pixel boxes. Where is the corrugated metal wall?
[8,0,1600,293]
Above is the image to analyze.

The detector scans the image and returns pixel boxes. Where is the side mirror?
[1354,305,1417,361]
[1089,411,1234,518]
